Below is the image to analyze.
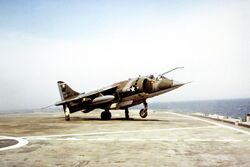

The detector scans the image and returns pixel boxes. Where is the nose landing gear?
[139,109,148,118]
[139,101,148,118]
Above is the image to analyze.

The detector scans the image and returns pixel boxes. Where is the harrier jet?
[55,67,186,121]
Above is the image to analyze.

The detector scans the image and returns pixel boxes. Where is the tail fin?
[57,81,79,100]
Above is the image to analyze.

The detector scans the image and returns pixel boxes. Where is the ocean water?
[149,98,250,118]
[1,98,250,119]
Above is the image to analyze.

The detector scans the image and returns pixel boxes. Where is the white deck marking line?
[183,138,242,142]
[56,137,82,141]
[118,138,146,142]
[30,137,48,140]
[150,138,178,142]
[183,139,213,142]
[0,136,29,151]
[215,139,242,142]
[24,125,216,139]
[87,138,115,141]
[26,137,248,142]
[167,112,250,136]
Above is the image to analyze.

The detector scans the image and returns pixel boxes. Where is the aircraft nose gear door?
[64,106,70,121]
[139,101,148,118]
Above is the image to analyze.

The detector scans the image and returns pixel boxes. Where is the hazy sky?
[0,0,250,110]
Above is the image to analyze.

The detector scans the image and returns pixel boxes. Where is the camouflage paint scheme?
[55,68,186,120]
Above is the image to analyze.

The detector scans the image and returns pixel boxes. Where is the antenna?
[159,67,184,76]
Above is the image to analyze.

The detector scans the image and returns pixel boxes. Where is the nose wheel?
[139,109,148,118]
[139,101,148,118]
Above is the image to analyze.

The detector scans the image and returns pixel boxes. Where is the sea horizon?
[1,97,250,118]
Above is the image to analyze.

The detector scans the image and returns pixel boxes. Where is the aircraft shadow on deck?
[57,117,168,122]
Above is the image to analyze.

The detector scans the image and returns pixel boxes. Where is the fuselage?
[55,67,186,120]
[68,76,183,113]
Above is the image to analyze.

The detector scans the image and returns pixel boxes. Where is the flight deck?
[1,110,250,167]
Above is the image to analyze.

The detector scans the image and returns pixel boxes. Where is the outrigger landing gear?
[64,107,70,121]
[101,109,112,120]
[139,101,148,118]
[125,108,129,120]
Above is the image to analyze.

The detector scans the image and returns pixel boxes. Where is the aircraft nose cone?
[172,80,184,87]
[157,79,172,90]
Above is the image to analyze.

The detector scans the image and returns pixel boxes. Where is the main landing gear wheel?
[101,110,112,120]
[125,108,129,120]
[64,107,70,121]
[139,109,148,118]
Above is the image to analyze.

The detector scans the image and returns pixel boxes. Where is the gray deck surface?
[1,110,250,167]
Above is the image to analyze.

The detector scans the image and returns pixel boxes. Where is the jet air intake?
[136,78,153,93]
[121,78,153,94]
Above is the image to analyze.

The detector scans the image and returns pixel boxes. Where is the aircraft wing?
[55,85,117,106]
[55,93,89,106]
[83,85,117,97]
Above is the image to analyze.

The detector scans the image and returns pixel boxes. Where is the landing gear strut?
[125,108,129,120]
[139,101,148,118]
[101,109,112,120]
[64,107,70,121]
